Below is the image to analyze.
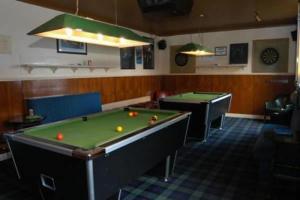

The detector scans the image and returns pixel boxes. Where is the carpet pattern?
[122,118,263,200]
[0,118,295,200]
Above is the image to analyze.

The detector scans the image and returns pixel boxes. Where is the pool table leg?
[203,121,212,142]
[107,189,122,200]
[117,189,122,200]
[171,151,178,175]
[86,159,95,200]
[210,115,225,130]
[164,155,171,182]
[219,115,225,130]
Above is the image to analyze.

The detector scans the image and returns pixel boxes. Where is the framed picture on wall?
[56,40,87,55]
[229,43,248,64]
[120,47,135,69]
[143,44,154,69]
[215,46,227,56]
[136,47,143,64]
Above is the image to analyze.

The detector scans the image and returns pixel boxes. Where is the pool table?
[159,92,232,141]
[5,108,190,200]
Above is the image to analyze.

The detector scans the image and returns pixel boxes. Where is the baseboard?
[226,113,264,120]
[102,96,151,111]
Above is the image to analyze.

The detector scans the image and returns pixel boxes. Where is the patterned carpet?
[122,118,263,200]
[0,118,297,200]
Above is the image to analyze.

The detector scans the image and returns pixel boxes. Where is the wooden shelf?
[21,64,117,74]
[196,64,246,68]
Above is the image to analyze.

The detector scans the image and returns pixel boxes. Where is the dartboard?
[175,53,188,67]
[260,48,279,65]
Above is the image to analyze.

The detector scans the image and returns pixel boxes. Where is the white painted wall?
[158,26,297,75]
[0,0,297,81]
[0,0,162,81]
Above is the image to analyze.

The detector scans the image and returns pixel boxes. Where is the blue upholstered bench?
[26,92,102,124]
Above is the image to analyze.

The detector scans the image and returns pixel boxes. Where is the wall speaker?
[158,40,167,50]
[291,30,297,41]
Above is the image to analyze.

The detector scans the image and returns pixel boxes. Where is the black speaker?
[291,30,297,41]
[158,40,167,50]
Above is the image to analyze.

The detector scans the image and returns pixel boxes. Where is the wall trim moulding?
[0,75,162,82]
[161,73,295,76]
[226,113,264,120]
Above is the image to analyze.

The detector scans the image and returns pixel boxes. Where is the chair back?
[26,92,102,124]
[290,109,300,141]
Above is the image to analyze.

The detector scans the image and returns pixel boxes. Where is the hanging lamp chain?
[75,0,79,15]
[199,15,203,45]
[114,0,118,26]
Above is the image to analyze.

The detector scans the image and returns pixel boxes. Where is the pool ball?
[128,112,134,117]
[133,111,138,117]
[152,115,158,121]
[116,126,123,132]
[56,132,64,141]
[148,119,155,125]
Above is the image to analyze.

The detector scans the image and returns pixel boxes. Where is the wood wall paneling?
[0,76,161,133]
[22,79,79,98]
[161,75,295,115]
[0,74,295,134]
[252,75,295,114]
[0,81,24,132]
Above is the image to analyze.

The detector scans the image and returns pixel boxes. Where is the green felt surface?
[165,92,225,101]
[23,109,178,150]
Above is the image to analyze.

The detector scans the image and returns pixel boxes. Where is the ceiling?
[19,0,298,36]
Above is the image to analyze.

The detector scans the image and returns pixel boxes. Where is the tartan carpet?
[0,117,294,200]
[121,118,263,200]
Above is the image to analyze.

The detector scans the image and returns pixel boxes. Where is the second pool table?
[6,107,190,200]
[159,92,232,141]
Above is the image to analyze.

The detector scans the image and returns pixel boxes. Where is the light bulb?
[65,28,73,37]
[97,34,104,41]
[120,37,126,44]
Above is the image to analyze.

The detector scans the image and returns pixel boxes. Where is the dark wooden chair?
[254,108,300,198]
[264,94,294,125]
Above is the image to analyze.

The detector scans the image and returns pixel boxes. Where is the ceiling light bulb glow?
[65,27,73,37]
[120,37,126,44]
[97,33,104,40]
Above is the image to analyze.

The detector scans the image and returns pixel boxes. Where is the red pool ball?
[56,132,64,141]
[133,111,138,117]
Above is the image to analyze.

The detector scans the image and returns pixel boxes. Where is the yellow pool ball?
[152,115,158,121]
[115,126,123,132]
[128,112,134,117]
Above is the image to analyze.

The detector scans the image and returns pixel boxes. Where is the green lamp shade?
[28,14,152,48]
[177,43,214,56]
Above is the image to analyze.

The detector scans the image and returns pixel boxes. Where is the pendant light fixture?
[177,42,214,56]
[177,15,214,56]
[28,0,151,48]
